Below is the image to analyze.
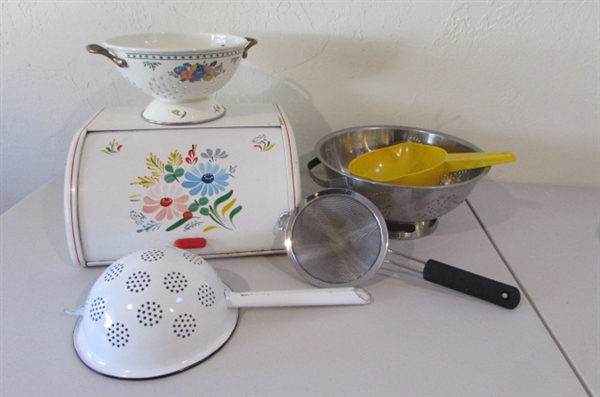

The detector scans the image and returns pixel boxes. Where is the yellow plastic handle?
[444,152,516,173]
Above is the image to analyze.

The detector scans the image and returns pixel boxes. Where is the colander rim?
[103,32,249,54]
[314,125,490,190]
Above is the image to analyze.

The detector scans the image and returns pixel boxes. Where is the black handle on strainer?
[422,260,521,309]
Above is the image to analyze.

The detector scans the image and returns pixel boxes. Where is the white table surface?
[0,176,593,396]
[468,180,600,397]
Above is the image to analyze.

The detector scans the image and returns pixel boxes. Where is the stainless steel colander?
[309,126,493,239]
[281,189,520,309]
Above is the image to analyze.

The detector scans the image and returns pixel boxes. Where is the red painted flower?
[186,148,198,165]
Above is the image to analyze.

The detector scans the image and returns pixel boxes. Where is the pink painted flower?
[142,183,189,221]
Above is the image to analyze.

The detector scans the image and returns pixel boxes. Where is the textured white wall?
[1,1,598,213]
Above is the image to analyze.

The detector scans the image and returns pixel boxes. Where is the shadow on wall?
[214,31,404,169]
[74,31,597,191]
[216,66,328,171]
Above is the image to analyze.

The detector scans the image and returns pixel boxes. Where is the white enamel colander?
[70,247,370,379]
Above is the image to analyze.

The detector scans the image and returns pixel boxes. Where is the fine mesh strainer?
[282,189,520,310]
[69,247,370,379]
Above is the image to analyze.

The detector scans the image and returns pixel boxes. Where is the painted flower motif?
[180,69,194,81]
[201,148,228,162]
[193,68,207,80]
[101,139,123,154]
[169,62,224,83]
[186,145,198,165]
[182,162,230,196]
[142,183,189,221]
[252,134,275,152]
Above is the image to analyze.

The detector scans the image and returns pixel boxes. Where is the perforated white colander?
[70,247,370,379]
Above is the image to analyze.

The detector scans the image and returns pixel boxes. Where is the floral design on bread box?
[129,144,241,233]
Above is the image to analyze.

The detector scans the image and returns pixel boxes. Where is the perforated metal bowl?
[71,247,370,379]
[72,247,238,379]
[308,126,490,239]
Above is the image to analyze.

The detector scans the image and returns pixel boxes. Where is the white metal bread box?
[65,103,301,266]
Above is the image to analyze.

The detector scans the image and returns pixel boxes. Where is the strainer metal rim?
[284,188,389,288]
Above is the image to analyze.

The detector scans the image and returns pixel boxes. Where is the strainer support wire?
[384,249,426,275]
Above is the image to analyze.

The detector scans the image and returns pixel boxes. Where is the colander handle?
[243,37,258,59]
[225,287,371,308]
[422,260,521,310]
[86,44,128,68]
[307,157,351,188]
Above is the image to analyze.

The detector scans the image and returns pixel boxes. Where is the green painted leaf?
[200,207,210,216]
[198,197,209,206]
[229,206,242,223]
[165,164,174,172]
[166,218,188,232]
[189,202,200,212]
[164,174,176,183]
[174,168,184,177]
[209,213,227,229]
[214,190,234,211]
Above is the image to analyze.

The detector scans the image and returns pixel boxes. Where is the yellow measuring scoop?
[348,142,516,186]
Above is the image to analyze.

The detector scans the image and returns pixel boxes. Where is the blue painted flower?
[182,162,230,196]
[173,65,188,75]
[193,68,207,80]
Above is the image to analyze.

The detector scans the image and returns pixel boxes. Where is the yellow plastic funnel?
[348,142,516,186]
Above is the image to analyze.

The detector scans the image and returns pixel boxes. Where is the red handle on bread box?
[174,238,207,250]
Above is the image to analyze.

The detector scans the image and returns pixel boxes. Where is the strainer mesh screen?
[290,195,383,284]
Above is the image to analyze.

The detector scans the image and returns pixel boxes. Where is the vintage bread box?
[65,103,301,266]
